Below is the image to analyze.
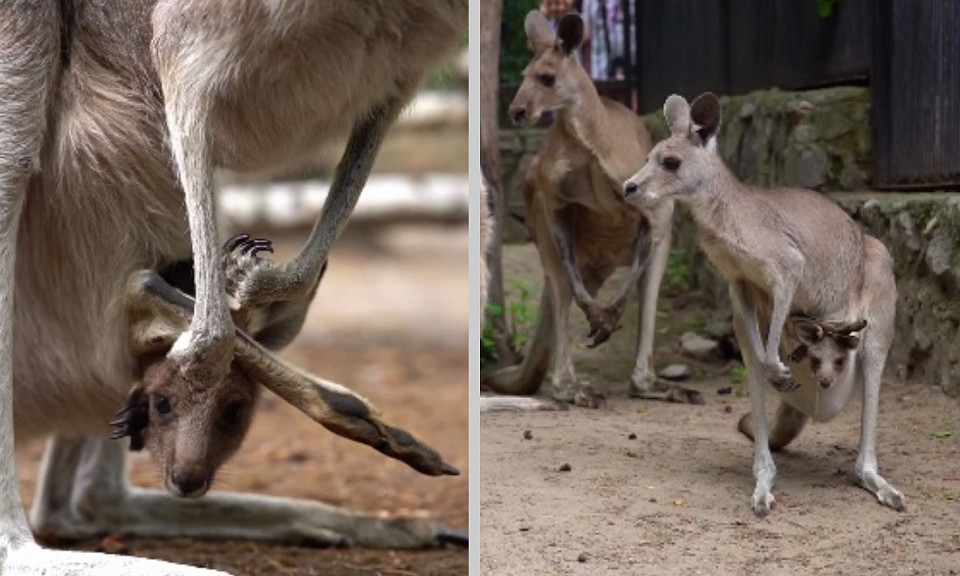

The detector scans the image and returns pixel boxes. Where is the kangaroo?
[0,2,466,574]
[623,92,904,516]
[484,11,699,408]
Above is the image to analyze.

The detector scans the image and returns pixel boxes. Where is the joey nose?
[819,379,832,389]
[170,468,208,497]
[511,107,527,126]
[624,181,638,197]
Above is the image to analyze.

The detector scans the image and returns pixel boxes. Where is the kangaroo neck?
[559,73,632,181]
[684,161,744,239]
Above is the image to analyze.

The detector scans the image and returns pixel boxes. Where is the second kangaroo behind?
[484,12,699,408]
[623,92,904,516]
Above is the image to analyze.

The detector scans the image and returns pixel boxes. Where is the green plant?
[732,364,749,397]
[664,248,694,293]
[480,280,538,368]
[500,0,540,85]
[480,301,505,365]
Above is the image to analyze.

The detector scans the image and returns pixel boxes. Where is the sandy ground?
[480,243,960,576]
[16,225,469,576]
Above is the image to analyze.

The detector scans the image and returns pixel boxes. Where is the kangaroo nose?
[511,107,527,126]
[819,379,831,389]
[624,181,638,197]
[171,468,208,497]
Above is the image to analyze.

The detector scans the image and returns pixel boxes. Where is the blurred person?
[581,0,634,81]
[540,0,575,31]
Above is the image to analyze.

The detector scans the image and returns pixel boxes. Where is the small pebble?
[558,463,572,472]
[724,405,733,413]
[577,552,589,563]
[717,386,732,395]
[519,526,530,532]
[628,433,637,440]
[523,430,533,440]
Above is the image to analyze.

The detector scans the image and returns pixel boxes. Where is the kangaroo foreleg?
[225,96,406,311]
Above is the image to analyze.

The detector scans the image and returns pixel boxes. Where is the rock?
[658,364,692,381]
[577,553,589,563]
[523,430,533,440]
[558,463,572,472]
[680,332,720,360]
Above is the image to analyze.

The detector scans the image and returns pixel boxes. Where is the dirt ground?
[481,243,960,576]
[16,225,469,576]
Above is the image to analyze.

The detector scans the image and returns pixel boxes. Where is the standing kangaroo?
[484,12,697,408]
[623,92,904,516]
[0,2,465,574]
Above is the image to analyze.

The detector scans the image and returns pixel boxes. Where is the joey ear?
[689,92,722,145]
[555,14,584,55]
[836,334,861,351]
[664,94,691,136]
[110,385,149,452]
[792,318,824,346]
[524,10,556,53]
[789,344,809,363]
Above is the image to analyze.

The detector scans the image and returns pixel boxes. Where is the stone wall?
[498,86,960,396]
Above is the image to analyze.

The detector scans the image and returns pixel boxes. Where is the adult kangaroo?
[623,92,904,517]
[484,12,698,408]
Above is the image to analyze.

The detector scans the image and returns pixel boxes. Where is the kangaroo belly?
[12,64,189,442]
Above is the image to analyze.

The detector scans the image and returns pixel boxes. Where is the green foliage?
[480,280,539,367]
[480,301,504,364]
[816,0,842,18]
[500,0,540,85]
[732,364,749,397]
[506,280,538,351]
[664,248,694,294]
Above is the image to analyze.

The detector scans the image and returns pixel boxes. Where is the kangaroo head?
[508,11,585,127]
[623,92,723,207]
[788,317,866,390]
[114,358,259,498]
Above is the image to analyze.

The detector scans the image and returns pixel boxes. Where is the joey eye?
[662,156,682,172]
[153,395,172,415]
[537,74,556,88]
[834,358,845,371]
[223,402,245,426]
[810,358,822,371]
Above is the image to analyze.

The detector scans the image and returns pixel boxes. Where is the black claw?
[242,239,273,256]
[436,527,469,548]
[440,462,460,476]
[224,233,250,252]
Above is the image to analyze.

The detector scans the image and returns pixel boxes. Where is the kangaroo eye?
[810,358,822,371]
[153,395,172,415]
[834,358,845,371]
[537,74,556,88]
[223,402,245,426]
[662,156,682,172]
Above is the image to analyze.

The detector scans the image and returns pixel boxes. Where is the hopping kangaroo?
[623,92,904,516]
[0,2,466,575]
[484,12,696,408]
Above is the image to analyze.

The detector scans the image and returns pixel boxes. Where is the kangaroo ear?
[690,92,721,146]
[664,94,691,136]
[789,344,809,363]
[524,10,556,53]
[555,14,584,55]
[792,318,824,346]
[836,334,862,351]
[110,385,149,452]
